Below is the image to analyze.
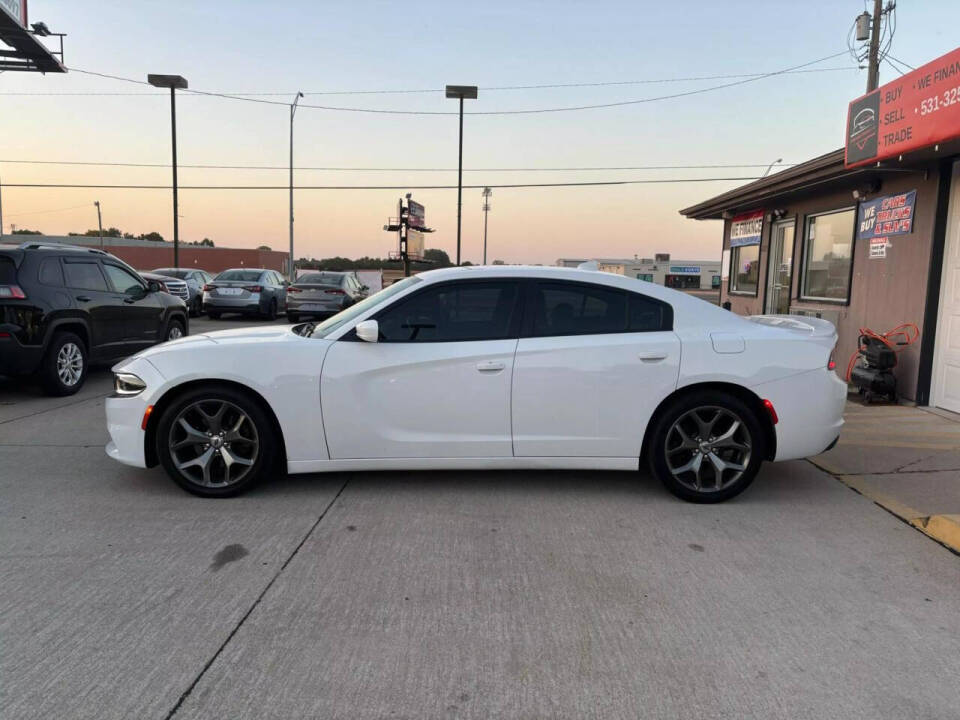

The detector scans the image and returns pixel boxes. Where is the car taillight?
[249,285,263,292]
[287,286,302,293]
[203,283,216,291]
[827,359,837,371]
[0,284,26,299]
[762,399,779,425]
[324,289,345,295]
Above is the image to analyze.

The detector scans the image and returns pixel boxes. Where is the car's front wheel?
[156,387,277,497]
[648,390,765,503]
[165,317,185,342]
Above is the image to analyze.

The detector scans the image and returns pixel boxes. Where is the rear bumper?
[0,332,43,375]
[752,368,847,462]
[286,296,346,315]
[203,292,263,314]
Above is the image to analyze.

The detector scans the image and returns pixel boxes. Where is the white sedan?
[105,265,846,502]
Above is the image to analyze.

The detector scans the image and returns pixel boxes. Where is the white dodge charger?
[105,265,846,502]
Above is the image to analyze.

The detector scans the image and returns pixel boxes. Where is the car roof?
[218,268,268,273]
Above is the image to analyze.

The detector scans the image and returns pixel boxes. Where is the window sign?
[669,266,700,274]
[857,190,916,242]
[730,211,764,247]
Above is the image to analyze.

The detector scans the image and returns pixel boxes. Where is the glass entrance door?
[765,220,794,314]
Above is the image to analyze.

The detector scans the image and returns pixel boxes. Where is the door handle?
[75,295,91,302]
[638,351,667,362]
[476,361,506,372]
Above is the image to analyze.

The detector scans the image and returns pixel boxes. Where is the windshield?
[216,270,262,282]
[308,276,421,338]
[298,272,343,285]
[153,268,189,279]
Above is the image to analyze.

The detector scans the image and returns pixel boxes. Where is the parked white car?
[105,265,846,502]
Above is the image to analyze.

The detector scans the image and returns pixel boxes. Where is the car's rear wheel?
[263,298,277,321]
[40,331,88,396]
[156,387,277,497]
[648,390,764,503]
[190,296,202,317]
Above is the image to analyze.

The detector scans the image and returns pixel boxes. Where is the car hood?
[115,325,300,370]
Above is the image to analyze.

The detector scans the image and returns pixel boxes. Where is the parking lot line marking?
[162,475,352,720]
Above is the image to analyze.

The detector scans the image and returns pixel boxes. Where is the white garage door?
[933,161,960,414]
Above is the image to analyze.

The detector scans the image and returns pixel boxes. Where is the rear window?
[153,268,188,279]
[39,258,65,286]
[298,273,343,285]
[216,270,262,282]
[0,257,16,284]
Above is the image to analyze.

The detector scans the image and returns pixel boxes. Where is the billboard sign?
[0,0,27,25]
[729,210,763,247]
[408,200,425,230]
[669,266,701,274]
[857,190,916,242]
[845,46,960,168]
[407,229,425,260]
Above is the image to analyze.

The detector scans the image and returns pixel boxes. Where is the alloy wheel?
[167,400,259,487]
[664,405,752,493]
[56,342,84,387]
[168,324,184,341]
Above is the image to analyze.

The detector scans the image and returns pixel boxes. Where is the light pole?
[147,74,188,268]
[0,176,4,238]
[445,85,478,266]
[94,201,103,250]
[481,187,491,265]
[289,91,303,281]
[762,158,782,177]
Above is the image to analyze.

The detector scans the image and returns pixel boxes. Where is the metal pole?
[866,0,883,92]
[483,201,489,265]
[289,92,302,281]
[95,201,103,250]
[170,87,180,268]
[400,198,409,278]
[456,96,464,266]
[0,176,4,238]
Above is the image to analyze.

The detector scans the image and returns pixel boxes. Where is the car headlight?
[114,372,147,396]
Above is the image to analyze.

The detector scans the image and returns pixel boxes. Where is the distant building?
[556,253,722,293]
[1,235,290,274]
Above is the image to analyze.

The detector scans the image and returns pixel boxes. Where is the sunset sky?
[1,1,958,264]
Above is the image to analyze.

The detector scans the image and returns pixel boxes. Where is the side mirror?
[146,280,161,293]
[355,319,379,343]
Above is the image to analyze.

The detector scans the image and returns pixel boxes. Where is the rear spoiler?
[748,314,837,341]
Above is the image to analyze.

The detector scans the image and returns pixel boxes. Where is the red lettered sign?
[845,46,960,168]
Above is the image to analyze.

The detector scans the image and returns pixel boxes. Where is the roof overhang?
[0,5,65,73]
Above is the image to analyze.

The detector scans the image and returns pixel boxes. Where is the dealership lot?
[2,317,960,719]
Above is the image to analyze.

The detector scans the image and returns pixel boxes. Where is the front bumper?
[104,358,166,469]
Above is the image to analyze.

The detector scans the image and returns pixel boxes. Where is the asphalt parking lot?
[2,316,960,719]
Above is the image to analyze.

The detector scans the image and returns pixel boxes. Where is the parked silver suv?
[203,268,288,320]
[152,268,213,316]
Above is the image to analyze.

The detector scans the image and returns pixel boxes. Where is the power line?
[0,67,857,96]
[1,202,92,217]
[67,52,851,115]
[0,176,762,190]
[0,158,797,172]
[886,54,915,71]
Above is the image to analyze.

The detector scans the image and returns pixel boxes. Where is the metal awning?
[0,6,65,73]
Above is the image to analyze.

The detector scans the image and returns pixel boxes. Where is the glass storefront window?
[801,208,855,301]
[730,244,760,294]
[711,275,721,288]
[636,273,654,282]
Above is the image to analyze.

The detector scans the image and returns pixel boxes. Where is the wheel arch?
[43,317,91,353]
[639,381,777,467]
[144,378,287,469]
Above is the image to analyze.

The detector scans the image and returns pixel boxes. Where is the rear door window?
[529,281,673,336]
[64,261,108,292]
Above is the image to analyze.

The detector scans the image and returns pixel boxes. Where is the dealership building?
[557,255,721,290]
[681,47,960,411]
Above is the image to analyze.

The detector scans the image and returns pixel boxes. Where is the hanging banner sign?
[857,190,916,241]
[729,210,763,247]
[845,46,960,168]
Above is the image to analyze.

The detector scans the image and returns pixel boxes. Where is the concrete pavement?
[2,324,960,719]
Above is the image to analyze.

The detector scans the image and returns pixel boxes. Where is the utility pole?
[0,176,4,238]
[481,187,491,265]
[866,0,883,92]
[289,91,303,281]
[147,74,188,268]
[445,86,478,266]
[94,201,103,250]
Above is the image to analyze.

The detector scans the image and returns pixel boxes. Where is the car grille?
[163,279,189,301]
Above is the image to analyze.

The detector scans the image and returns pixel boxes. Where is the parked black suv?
[0,242,189,395]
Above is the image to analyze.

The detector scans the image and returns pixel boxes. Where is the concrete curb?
[826,472,960,556]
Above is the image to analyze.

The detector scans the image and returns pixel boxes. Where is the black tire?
[207,311,221,320]
[156,386,278,498]
[190,296,202,317]
[264,298,277,321]
[647,390,765,503]
[39,331,88,396]
[286,311,299,323]
[164,316,186,343]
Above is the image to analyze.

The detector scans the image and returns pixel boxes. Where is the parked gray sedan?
[285,271,368,322]
[152,267,213,317]
[202,268,288,320]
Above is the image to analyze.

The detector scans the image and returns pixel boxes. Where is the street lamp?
[94,201,103,250]
[289,91,303,281]
[147,73,188,268]
[481,187,491,265]
[445,85,478,266]
[762,158,783,177]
